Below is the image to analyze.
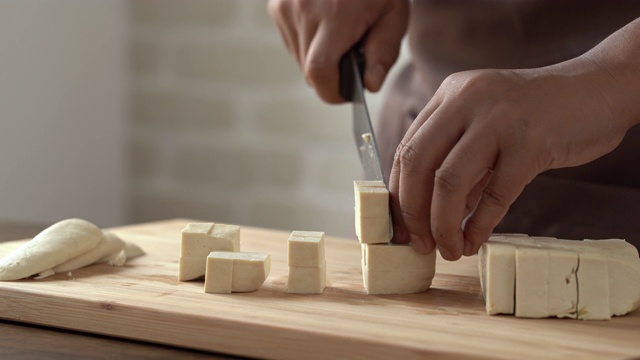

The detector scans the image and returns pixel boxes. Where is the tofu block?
[361,243,436,295]
[288,231,325,267]
[354,181,392,244]
[179,223,240,281]
[478,241,516,315]
[480,234,640,320]
[287,260,327,294]
[355,215,391,244]
[204,252,270,294]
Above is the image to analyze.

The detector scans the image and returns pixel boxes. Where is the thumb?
[362,2,409,92]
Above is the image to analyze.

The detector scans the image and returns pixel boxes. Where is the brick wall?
[129,0,404,238]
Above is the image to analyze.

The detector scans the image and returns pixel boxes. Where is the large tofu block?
[288,231,325,267]
[355,215,391,244]
[354,181,389,218]
[179,223,240,281]
[287,260,326,294]
[361,243,436,295]
[204,252,270,294]
[478,241,516,315]
[480,234,640,320]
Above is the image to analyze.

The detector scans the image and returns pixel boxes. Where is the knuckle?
[267,0,286,17]
[394,140,420,172]
[434,167,462,194]
[481,185,511,208]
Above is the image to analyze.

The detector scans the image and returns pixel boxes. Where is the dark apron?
[377,1,640,247]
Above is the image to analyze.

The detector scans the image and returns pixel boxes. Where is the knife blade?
[339,44,387,185]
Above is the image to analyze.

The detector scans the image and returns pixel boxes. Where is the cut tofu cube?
[354,183,389,218]
[354,181,392,244]
[355,215,391,244]
[179,223,240,281]
[204,252,270,294]
[288,231,325,267]
[287,260,327,294]
[547,249,578,319]
[361,243,436,295]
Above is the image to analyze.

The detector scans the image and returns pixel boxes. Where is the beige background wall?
[129,0,408,238]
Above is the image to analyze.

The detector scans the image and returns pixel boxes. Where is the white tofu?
[355,215,391,244]
[179,223,240,281]
[478,241,516,315]
[204,252,270,294]
[361,243,436,295]
[287,260,326,294]
[547,249,578,319]
[576,251,610,320]
[354,182,389,218]
[287,231,325,267]
[515,246,549,318]
[353,181,392,244]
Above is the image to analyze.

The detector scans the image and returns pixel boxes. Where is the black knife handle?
[339,40,366,102]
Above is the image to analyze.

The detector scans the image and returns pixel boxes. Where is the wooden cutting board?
[0,219,638,359]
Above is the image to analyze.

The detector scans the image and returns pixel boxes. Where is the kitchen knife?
[339,44,387,185]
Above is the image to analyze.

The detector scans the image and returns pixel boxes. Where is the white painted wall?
[0,1,128,227]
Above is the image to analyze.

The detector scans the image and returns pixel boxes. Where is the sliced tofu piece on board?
[362,243,436,295]
[478,241,516,315]
[179,223,240,281]
[287,231,325,267]
[547,249,578,319]
[353,181,392,244]
[515,246,549,318]
[204,252,270,294]
[577,251,611,320]
[287,260,326,294]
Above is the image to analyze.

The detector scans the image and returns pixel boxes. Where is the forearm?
[580,17,640,129]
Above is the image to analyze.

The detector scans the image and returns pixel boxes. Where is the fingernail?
[438,246,453,260]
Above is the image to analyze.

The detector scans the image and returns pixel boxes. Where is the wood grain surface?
[0,219,639,360]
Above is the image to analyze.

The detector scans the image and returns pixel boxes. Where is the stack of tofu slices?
[354,181,436,294]
[179,223,270,294]
[286,231,326,294]
[479,234,640,320]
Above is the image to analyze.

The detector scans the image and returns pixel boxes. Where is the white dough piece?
[179,223,240,281]
[123,241,145,259]
[0,218,102,281]
[288,231,325,267]
[53,231,125,273]
[287,260,327,294]
[204,252,270,294]
[106,249,127,267]
[362,243,436,295]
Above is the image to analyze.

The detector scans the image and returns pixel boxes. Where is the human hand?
[267,0,409,103]
[389,58,635,260]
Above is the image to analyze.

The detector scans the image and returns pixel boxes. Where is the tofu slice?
[478,240,516,315]
[515,246,549,318]
[576,251,610,320]
[354,181,391,244]
[287,260,327,294]
[204,252,270,294]
[179,223,240,281]
[287,231,325,267]
[362,243,436,295]
[547,249,578,319]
